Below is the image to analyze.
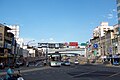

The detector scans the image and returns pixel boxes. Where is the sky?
[0,0,118,44]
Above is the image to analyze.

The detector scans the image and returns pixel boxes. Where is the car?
[63,61,71,66]
[74,60,79,65]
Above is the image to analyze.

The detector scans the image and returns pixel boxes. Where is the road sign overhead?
[80,43,87,46]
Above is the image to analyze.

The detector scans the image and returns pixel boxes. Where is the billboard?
[69,42,78,46]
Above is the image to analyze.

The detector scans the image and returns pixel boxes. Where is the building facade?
[7,25,20,41]
[93,22,113,38]
[117,0,120,30]
[116,0,120,54]
[0,24,16,66]
[91,22,114,56]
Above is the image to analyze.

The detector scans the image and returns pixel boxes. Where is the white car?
[74,60,79,65]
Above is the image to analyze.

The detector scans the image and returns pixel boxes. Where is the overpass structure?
[48,48,86,56]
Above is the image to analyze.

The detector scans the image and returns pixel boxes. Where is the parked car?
[74,60,79,65]
[63,61,71,66]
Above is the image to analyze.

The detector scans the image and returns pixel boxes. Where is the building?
[0,24,16,66]
[93,27,99,38]
[92,22,113,56]
[117,0,120,31]
[7,25,20,41]
[88,22,120,63]
[112,24,120,54]
[116,0,120,54]
[104,30,114,55]
[93,22,113,38]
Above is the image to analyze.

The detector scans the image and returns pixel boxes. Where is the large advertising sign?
[69,42,78,46]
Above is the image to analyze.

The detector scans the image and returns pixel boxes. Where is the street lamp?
[27,40,35,47]
[45,43,48,66]
[26,40,35,66]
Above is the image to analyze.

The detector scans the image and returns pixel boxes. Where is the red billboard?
[69,42,78,46]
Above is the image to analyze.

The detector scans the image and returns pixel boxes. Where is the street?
[21,64,120,80]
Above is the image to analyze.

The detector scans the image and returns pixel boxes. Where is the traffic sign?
[93,43,98,49]
[94,50,97,56]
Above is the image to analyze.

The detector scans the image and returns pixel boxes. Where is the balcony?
[4,36,12,41]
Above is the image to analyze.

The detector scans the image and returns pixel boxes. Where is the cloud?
[107,13,113,19]
[112,9,116,12]
[48,38,54,43]
[39,38,54,43]
[49,38,54,41]
[102,8,117,20]
[23,38,35,43]
[41,39,45,42]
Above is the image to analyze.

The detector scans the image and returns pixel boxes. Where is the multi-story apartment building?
[116,0,120,54]
[7,25,20,41]
[93,22,113,38]
[112,24,120,54]
[91,22,114,56]
[7,25,25,58]
[104,30,114,55]
[0,24,16,66]
[117,0,120,29]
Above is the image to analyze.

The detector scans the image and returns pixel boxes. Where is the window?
[0,33,3,41]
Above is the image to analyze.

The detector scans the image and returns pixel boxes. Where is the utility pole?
[46,43,48,65]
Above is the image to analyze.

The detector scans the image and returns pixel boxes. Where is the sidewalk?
[90,62,120,68]
[0,66,51,76]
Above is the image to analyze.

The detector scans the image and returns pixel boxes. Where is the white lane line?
[19,66,51,73]
[106,72,120,78]
[73,71,96,77]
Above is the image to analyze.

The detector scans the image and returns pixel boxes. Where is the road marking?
[106,72,120,78]
[20,66,51,73]
[0,66,51,76]
[73,71,96,77]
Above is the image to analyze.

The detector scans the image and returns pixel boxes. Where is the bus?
[49,52,61,67]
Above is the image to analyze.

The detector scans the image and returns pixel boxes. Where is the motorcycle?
[3,70,24,80]
[16,70,24,80]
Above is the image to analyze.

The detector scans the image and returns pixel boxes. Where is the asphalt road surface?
[21,64,120,80]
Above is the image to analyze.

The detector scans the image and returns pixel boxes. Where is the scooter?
[3,70,24,80]
[15,70,24,80]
